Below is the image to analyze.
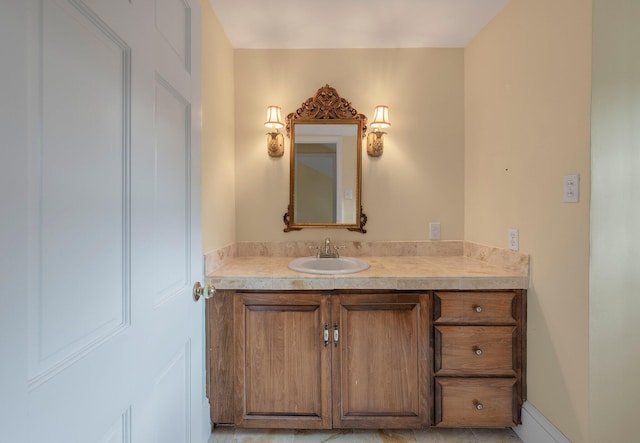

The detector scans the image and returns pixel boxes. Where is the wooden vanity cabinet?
[433,291,526,427]
[207,289,525,430]
[226,292,430,429]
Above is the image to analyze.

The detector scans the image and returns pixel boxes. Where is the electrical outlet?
[429,222,441,240]
[508,228,519,251]
[563,174,580,203]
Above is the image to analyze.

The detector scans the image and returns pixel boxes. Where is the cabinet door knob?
[473,400,484,410]
[333,322,339,347]
[473,305,483,313]
[473,346,483,356]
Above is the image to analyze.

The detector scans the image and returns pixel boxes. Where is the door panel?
[153,75,191,306]
[98,410,132,443]
[155,0,190,70]
[15,1,206,442]
[151,342,192,443]
[28,0,131,388]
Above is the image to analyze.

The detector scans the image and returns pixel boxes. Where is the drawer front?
[434,292,516,324]
[435,378,517,427]
[434,326,515,376]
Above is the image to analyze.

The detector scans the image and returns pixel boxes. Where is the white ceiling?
[208,0,510,49]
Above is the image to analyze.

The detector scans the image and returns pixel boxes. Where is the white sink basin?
[288,256,369,275]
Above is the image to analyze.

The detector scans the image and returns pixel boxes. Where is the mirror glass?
[283,85,368,233]
[292,123,359,225]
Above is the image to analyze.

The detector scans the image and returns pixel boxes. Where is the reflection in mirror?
[294,124,358,224]
[283,85,368,233]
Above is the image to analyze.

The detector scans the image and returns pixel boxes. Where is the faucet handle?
[333,245,346,258]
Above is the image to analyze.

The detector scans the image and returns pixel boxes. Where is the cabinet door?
[234,293,331,429]
[332,293,430,428]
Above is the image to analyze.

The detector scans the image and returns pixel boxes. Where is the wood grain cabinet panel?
[332,294,430,429]
[434,292,516,324]
[234,293,332,429]
[435,378,518,427]
[207,291,235,424]
[434,325,516,376]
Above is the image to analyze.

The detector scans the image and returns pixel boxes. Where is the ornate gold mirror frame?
[283,85,368,233]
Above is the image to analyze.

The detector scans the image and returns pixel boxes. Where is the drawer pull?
[473,305,483,313]
[473,346,483,356]
[473,400,484,410]
[323,323,329,347]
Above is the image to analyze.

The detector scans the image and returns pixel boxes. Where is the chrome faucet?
[324,238,332,256]
[313,237,342,258]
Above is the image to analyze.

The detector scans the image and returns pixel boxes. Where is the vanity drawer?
[434,326,516,376]
[434,292,516,324]
[434,378,517,427]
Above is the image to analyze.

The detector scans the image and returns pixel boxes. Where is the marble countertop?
[206,253,529,291]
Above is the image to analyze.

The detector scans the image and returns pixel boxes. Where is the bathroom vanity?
[205,241,528,430]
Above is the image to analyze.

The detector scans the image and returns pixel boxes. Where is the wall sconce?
[265,105,284,157]
[367,105,390,157]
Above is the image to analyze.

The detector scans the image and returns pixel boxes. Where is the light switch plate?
[508,228,519,251]
[429,222,441,240]
[563,174,580,203]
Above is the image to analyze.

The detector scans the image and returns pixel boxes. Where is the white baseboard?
[513,401,572,443]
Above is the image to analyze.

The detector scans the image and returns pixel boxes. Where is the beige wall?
[590,2,640,442]
[201,0,236,253]
[234,49,465,241]
[464,1,591,442]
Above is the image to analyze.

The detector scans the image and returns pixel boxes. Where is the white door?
[0,1,208,442]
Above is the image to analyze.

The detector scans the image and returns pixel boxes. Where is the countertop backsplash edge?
[205,240,529,276]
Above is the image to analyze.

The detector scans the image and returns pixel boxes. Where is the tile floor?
[208,427,522,442]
